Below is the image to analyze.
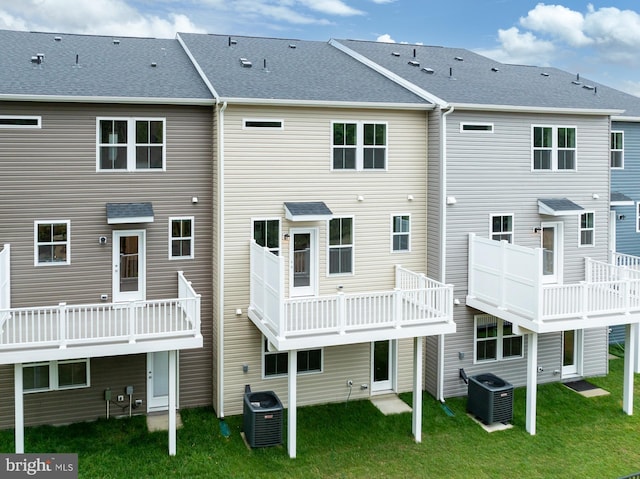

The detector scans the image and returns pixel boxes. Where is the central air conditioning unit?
[467,373,513,424]
[243,388,283,448]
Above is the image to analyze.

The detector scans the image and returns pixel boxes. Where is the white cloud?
[583,6,640,48]
[477,27,555,66]
[519,3,592,47]
[376,33,395,43]
[297,0,363,16]
[371,0,396,4]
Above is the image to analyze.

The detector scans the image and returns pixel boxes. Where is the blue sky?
[1,1,639,95]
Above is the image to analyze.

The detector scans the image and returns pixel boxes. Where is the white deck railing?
[468,233,640,323]
[0,244,10,313]
[250,241,453,339]
[0,271,201,351]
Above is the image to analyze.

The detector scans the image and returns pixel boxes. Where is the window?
[329,217,353,275]
[0,116,41,128]
[169,217,194,259]
[332,121,387,170]
[579,212,594,246]
[611,131,624,168]
[243,119,283,129]
[23,359,90,393]
[263,339,322,377]
[34,220,70,266]
[392,215,410,252]
[490,214,513,243]
[532,125,576,171]
[461,122,493,132]
[97,117,165,171]
[253,219,280,255]
[475,315,523,362]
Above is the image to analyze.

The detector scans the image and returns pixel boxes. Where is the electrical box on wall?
[125,385,134,395]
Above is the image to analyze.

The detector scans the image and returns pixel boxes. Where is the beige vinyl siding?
[439,110,611,397]
[0,102,214,424]
[219,105,429,415]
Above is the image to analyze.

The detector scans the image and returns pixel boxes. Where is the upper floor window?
[611,131,624,169]
[490,214,513,243]
[532,125,576,171]
[169,217,194,259]
[332,122,387,170]
[579,212,595,247]
[328,217,353,275]
[23,359,90,393]
[475,315,523,362]
[392,215,410,252]
[97,118,165,171]
[0,116,41,128]
[34,220,70,266]
[253,219,280,255]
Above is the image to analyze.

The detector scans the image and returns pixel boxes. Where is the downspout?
[438,105,454,403]
[217,100,228,417]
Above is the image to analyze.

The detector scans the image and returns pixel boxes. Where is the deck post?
[288,350,297,459]
[14,363,24,453]
[412,337,423,442]
[168,350,177,455]
[526,332,538,435]
[623,323,636,415]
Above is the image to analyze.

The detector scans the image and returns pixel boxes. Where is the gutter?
[0,94,214,106]
[450,102,624,116]
[216,97,433,110]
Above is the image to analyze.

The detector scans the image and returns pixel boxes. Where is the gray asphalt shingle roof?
[0,29,212,101]
[177,33,430,105]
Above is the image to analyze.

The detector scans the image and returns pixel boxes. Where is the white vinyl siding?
[169,217,194,259]
[34,220,70,266]
[97,117,165,171]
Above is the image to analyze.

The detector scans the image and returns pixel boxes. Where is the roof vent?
[54,36,62,42]
[151,62,157,68]
[454,56,463,61]
[113,39,120,45]
[408,60,420,67]
[582,84,595,90]
[491,67,499,72]
[540,72,550,77]
[572,80,582,85]
[228,37,237,46]
[288,44,297,49]
[31,53,45,65]
[240,58,252,68]
[391,52,400,57]
[422,67,434,74]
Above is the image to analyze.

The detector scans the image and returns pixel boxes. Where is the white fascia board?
[176,33,221,101]
[0,94,215,106]
[219,96,433,110]
[612,116,640,123]
[328,39,447,107]
[107,216,154,225]
[611,201,635,206]
[452,102,625,116]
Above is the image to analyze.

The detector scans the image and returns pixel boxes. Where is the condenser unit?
[467,373,513,424]
[243,390,283,448]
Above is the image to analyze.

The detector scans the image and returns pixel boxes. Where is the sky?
[1,1,640,96]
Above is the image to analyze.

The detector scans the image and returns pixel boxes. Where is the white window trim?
[473,315,523,364]
[23,359,90,394]
[531,124,577,171]
[327,216,355,277]
[391,214,411,253]
[611,130,624,169]
[460,122,494,133]
[331,120,388,171]
[34,220,71,266]
[578,211,595,247]
[169,216,195,260]
[489,213,514,243]
[243,118,284,130]
[635,203,640,233]
[96,117,166,172]
[251,218,281,255]
[262,338,323,379]
[0,115,41,129]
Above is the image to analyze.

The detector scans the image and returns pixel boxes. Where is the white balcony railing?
[249,241,454,346]
[467,234,640,331]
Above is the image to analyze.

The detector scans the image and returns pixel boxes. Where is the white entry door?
[371,340,396,393]
[113,230,146,302]
[541,222,562,284]
[147,351,179,412]
[290,228,317,297]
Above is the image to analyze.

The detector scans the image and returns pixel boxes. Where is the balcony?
[466,234,640,333]
[0,244,202,364]
[248,241,455,351]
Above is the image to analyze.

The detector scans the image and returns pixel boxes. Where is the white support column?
[526,332,538,435]
[14,364,24,453]
[168,350,177,456]
[624,323,637,415]
[288,350,297,459]
[412,337,423,443]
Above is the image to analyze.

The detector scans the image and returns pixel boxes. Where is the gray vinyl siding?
[219,105,429,415]
[440,110,611,397]
[0,102,214,426]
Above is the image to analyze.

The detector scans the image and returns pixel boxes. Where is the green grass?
[2,357,640,478]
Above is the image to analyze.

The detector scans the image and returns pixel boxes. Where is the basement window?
[243,119,283,130]
[461,123,493,133]
[0,116,41,128]
[23,359,90,393]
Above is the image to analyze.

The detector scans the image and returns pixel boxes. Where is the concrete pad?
[577,388,610,398]
[467,413,513,433]
[146,412,183,432]
[370,394,412,415]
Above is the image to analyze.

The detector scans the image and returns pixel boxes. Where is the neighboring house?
[0,30,215,455]
[332,39,640,434]
[178,33,455,458]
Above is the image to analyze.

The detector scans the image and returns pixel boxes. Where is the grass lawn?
[1,353,639,478]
